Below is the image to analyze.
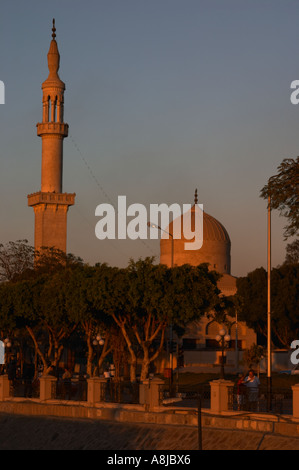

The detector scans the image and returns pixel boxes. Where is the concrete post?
[292,384,299,419]
[87,377,106,405]
[39,375,57,401]
[142,378,165,410]
[0,375,10,400]
[210,379,235,413]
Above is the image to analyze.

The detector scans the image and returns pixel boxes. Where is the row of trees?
[0,243,226,381]
[237,263,299,348]
[0,156,297,380]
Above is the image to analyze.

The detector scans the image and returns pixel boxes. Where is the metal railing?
[228,385,293,415]
[52,378,88,401]
[100,380,140,404]
[9,378,40,399]
[159,383,211,409]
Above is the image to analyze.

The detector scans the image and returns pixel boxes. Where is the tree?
[90,264,138,381]
[0,281,21,368]
[94,259,222,381]
[11,270,78,376]
[34,247,83,275]
[260,157,299,239]
[243,344,265,373]
[237,265,299,348]
[64,265,113,377]
[0,240,34,282]
[284,239,299,265]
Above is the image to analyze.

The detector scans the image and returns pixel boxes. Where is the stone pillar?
[39,375,57,401]
[210,379,235,413]
[0,375,10,400]
[141,378,165,410]
[87,377,106,405]
[292,384,299,418]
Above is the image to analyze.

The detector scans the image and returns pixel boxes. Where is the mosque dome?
[160,190,231,275]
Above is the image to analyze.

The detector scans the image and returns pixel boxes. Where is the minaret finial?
[52,18,56,40]
[194,188,198,205]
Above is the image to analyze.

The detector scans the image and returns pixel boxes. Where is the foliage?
[242,344,265,370]
[237,265,299,348]
[284,239,299,265]
[260,157,299,239]
[0,240,34,282]
[0,248,224,380]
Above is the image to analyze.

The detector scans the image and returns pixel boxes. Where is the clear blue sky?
[0,0,298,276]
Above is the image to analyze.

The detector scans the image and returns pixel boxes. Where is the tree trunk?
[26,326,48,374]
[112,314,137,382]
[86,328,94,377]
[130,360,137,383]
[140,346,150,381]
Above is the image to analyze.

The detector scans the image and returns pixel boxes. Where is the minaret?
[28,20,75,253]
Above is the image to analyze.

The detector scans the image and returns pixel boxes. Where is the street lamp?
[4,338,11,348]
[267,192,272,410]
[3,338,12,365]
[92,333,105,376]
[147,221,174,384]
[216,329,231,379]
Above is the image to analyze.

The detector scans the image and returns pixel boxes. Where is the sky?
[0,0,298,277]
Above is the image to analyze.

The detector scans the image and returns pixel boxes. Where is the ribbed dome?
[202,212,231,243]
[160,201,231,275]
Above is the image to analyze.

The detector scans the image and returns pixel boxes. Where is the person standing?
[244,369,260,411]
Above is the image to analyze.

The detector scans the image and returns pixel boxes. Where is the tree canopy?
[0,253,224,380]
[260,157,299,239]
[237,264,299,348]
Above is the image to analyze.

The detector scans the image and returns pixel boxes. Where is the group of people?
[236,369,260,411]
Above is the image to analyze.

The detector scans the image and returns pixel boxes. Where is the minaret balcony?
[37,122,68,137]
[28,191,75,207]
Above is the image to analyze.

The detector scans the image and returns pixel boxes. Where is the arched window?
[48,96,51,122]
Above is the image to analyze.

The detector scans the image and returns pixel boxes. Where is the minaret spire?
[194,188,198,205]
[52,18,56,39]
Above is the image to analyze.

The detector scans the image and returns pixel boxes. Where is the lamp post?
[3,338,12,366]
[216,329,231,379]
[267,193,272,410]
[235,311,239,374]
[147,221,174,384]
[92,333,105,377]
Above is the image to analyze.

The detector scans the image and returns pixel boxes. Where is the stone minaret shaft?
[28,20,75,253]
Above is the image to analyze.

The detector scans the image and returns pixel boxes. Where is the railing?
[228,385,293,415]
[159,384,211,408]
[10,378,40,399]
[52,379,88,401]
[100,380,140,404]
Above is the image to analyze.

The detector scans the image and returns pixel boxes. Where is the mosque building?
[160,189,256,372]
[27,21,255,374]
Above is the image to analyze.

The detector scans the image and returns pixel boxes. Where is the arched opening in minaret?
[54,96,57,122]
[50,96,57,123]
[47,95,51,123]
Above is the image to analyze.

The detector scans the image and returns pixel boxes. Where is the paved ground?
[1,413,299,450]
